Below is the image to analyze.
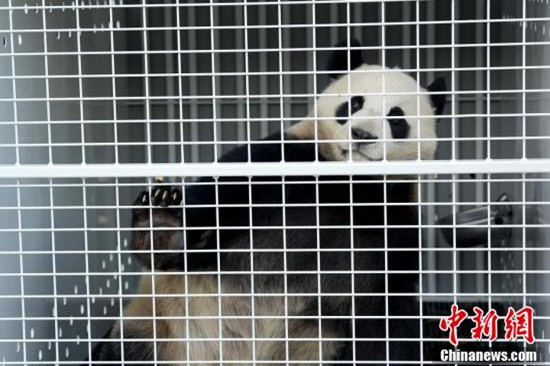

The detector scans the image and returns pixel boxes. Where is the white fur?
[288,65,437,162]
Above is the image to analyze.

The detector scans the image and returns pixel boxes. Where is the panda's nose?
[351,128,377,143]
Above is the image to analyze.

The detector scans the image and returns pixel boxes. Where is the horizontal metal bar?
[0,160,549,178]
[0,361,545,366]
[0,17,547,33]
[0,87,541,102]
[3,109,549,125]
[3,135,550,149]
[0,336,537,343]
[1,41,549,59]
[0,269,549,277]
[2,246,549,255]
[0,200,538,210]
[4,63,550,79]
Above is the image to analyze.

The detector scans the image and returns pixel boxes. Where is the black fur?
[426,77,447,116]
[387,106,409,139]
[335,96,365,125]
[326,38,364,80]
[90,133,421,364]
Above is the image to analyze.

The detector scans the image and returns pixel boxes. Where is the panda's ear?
[426,77,447,116]
[326,38,364,80]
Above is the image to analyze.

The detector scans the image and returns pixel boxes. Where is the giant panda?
[91,38,446,365]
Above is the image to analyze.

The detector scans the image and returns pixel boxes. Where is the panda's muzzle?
[351,128,377,144]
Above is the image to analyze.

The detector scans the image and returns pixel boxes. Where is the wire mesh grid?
[0,0,549,364]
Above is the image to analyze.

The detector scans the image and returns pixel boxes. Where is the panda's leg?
[338,297,387,366]
[90,323,155,364]
[386,295,421,366]
[131,186,186,271]
[347,297,419,366]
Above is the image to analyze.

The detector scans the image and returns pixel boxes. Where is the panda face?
[287,38,446,163]
[315,64,440,162]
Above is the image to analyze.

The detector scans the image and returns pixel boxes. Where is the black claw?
[134,186,183,208]
[134,191,150,206]
[170,188,182,205]
[152,188,162,206]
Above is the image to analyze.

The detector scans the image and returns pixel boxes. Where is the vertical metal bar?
[163,1,177,163]
[80,178,92,362]
[15,178,27,363]
[485,0,494,321]
[306,2,314,134]
[521,1,536,162]
[474,0,486,296]
[381,1,387,162]
[314,176,322,363]
[108,3,119,165]
[75,0,86,165]
[47,178,60,364]
[277,1,285,162]
[142,1,153,165]
[209,3,222,361]
[113,177,125,363]
[40,0,52,164]
[522,171,527,358]
[175,2,185,165]
[415,2,424,364]
[107,7,127,359]
[282,2,291,137]
[276,4,289,361]
[141,1,158,362]
[186,2,200,163]
[145,179,158,363]
[380,1,391,356]
[451,0,457,163]
[235,3,246,145]
[345,3,352,160]
[344,2,356,361]
[521,1,528,359]
[7,0,20,166]
[258,4,269,137]
[242,2,256,362]
[182,182,191,363]
[246,175,256,363]
[210,0,219,162]
[213,176,223,362]
[487,172,493,353]
[281,176,289,363]
[349,178,356,363]
[383,175,390,362]
[425,0,437,295]
[7,2,26,360]
[451,0,460,314]
[40,2,59,362]
[173,2,190,359]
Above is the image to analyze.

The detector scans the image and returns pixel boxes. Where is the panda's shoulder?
[217,131,317,163]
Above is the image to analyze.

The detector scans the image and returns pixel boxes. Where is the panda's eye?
[350,96,364,114]
[387,106,409,139]
[335,96,364,125]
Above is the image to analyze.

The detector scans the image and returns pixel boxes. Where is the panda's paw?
[131,186,184,270]
[133,186,182,221]
[135,186,182,208]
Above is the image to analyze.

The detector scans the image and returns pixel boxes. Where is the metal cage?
[0,0,549,364]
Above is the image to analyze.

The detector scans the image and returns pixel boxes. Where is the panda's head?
[288,38,446,162]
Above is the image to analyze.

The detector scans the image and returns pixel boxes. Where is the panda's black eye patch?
[387,106,409,139]
[335,96,364,125]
